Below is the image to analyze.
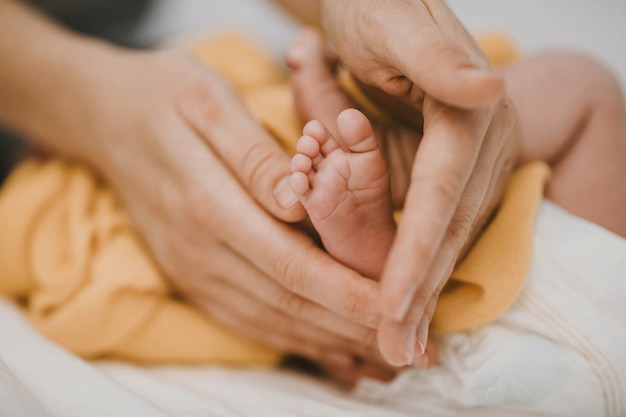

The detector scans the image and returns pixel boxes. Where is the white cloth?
[355,200,626,417]
[1,200,625,417]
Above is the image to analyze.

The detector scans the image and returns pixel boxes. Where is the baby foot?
[287,28,353,128]
[290,109,396,280]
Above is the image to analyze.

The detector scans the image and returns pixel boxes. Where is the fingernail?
[415,316,430,355]
[412,353,430,370]
[403,323,417,365]
[273,176,298,209]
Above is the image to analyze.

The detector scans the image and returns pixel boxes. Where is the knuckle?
[196,90,230,127]
[447,206,475,244]
[174,73,234,126]
[340,284,378,326]
[413,170,463,210]
[193,84,228,124]
[179,181,220,232]
[341,292,363,320]
[358,64,410,97]
[377,74,412,97]
[272,251,307,294]
[277,291,306,319]
[240,140,276,191]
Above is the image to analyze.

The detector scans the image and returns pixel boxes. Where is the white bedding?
[2,201,625,417]
[0,297,402,417]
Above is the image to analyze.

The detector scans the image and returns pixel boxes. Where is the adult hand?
[0,0,388,371]
[86,48,391,368]
[287,28,438,369]
[322,0,520,366]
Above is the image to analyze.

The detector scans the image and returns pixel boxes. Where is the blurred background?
[448,0,626,91]
[131,0,626,92]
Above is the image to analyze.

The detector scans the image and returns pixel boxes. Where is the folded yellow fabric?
[475,30,520,68]
[433,162,549,332]
[0,160,280,365]
[0,31,544,363]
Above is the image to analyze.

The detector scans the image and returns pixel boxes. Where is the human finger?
[176,69,306,222]
[380,29,501,109]
[193,241,379,348]
[390,0,504,108]
[400,97,518,330]
[322,0,503,109]
[378,100,518,365]
[233,214,381,328]
[380,100,488,322]
[204,299,344,365]
[198,277,377,364]
[157,217,379,361]
[168,131,382,328]
[377,281,442,366]
[137,119,383,336]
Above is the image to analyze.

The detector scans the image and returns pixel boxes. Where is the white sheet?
[0,298,404,417]
[2,201,625,417]
[354,201,626,417]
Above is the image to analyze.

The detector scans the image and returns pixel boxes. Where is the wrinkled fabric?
[0,32,539,364]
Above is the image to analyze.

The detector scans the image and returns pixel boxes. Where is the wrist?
[0,0,129,166]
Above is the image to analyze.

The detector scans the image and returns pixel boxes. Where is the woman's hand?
[287,28,439,369]
[84,48,393,367]
[0,0,389,370]
[321,0,520,366]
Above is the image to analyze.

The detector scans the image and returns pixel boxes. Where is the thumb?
[391,26,505,109]
[339,0,504,110]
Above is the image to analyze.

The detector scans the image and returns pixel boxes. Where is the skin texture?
[287,29,437,370]
[2,0,526,374]
[291,19,626,369]
[321,0,519,366]
[505,52,626,238]
[290,110,395,281]
[0,0,391,374]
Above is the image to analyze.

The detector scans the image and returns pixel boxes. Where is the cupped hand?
[0,0,391,377]
[72,47,389,369]
[321,0,521,366]
[287,28,439,369]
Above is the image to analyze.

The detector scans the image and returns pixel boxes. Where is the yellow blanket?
[0,32,547,365]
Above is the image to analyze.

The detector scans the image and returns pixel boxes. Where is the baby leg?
[506,52,626,237]
[290,109,396,279]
